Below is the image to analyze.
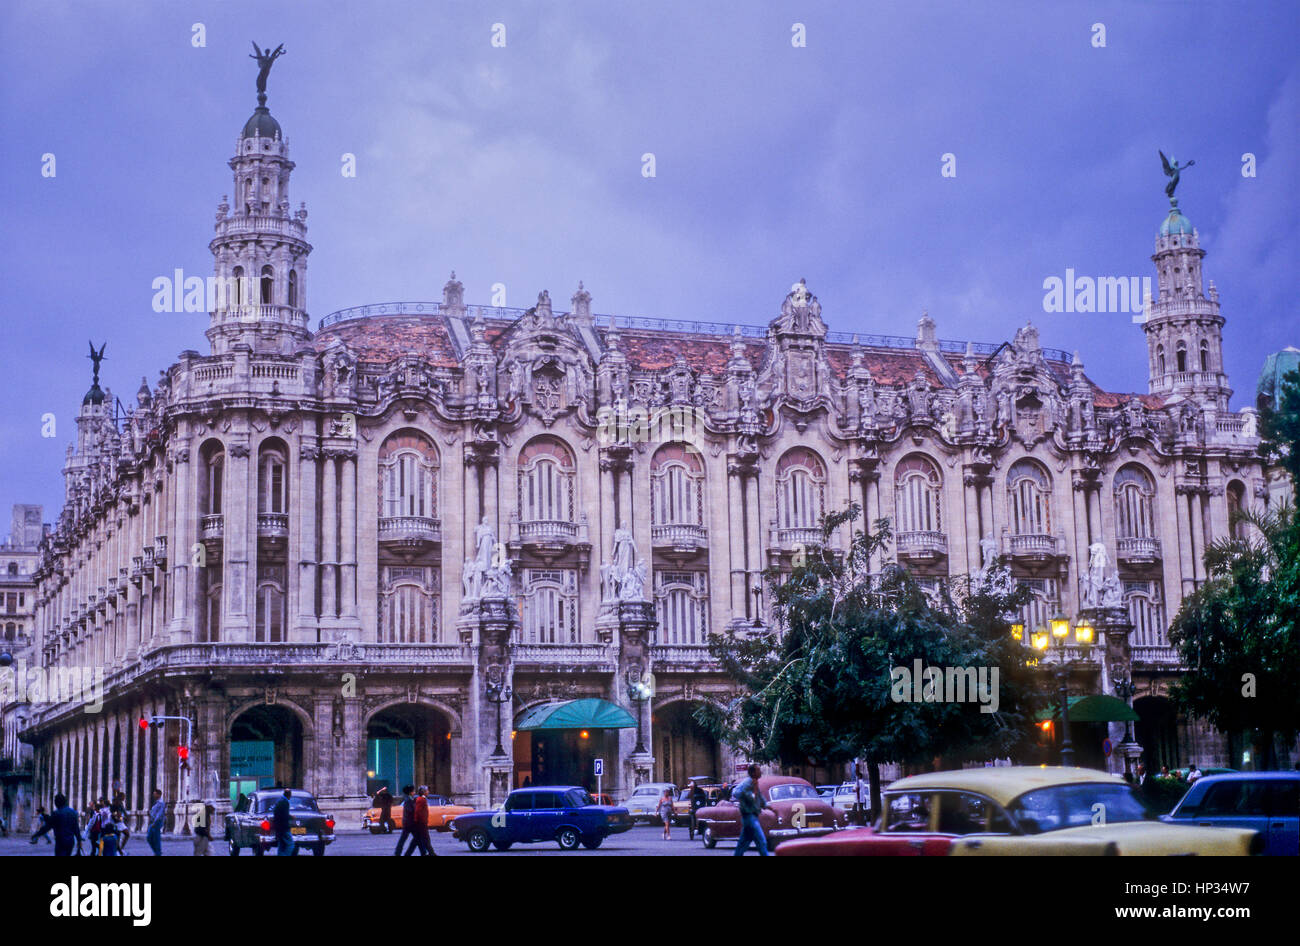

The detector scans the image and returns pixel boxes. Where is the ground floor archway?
[365,703,452,798]
[228,704,305,805]
[652,700,721,785]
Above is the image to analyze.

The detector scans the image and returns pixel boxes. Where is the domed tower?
[1142,157,1230,409]
[207,43,312,356]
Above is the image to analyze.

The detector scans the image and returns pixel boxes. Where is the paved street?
[0,823,737,857]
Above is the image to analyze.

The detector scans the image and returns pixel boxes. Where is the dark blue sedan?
[1161,772,1299,856]
[450,786,633,852]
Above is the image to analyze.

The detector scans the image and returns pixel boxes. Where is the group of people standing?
[28,788,169,856]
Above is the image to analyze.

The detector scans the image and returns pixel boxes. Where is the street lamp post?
[751,586,763,628]
[626,668,651,754]
[484,670,512,758]
[1028,612,1094,768]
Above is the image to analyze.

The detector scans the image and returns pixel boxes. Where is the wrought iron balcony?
[896,530,949,561]
[257,512,290,540]
[1116,536,1161,563]
[200,515,224,544]
[378,515,441,547]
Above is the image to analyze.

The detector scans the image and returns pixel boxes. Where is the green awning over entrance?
[515,698,638,731]
[1036,694,1140,724]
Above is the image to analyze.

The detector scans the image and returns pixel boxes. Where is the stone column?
[321,453,338,623]
[613,600,656,796]
[294,443,319,641]
[467,596,516,810]
[222,440,253,641]
[169,441,193,639]
[1189,491,1207,587]
[744,471,763,620]
[340,452,358,625]
[725,463,746,615]
[1175,488,1196,596]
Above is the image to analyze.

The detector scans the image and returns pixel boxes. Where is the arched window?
[258,446,288,515]
[1199,339,1210,373]
[518,438,576,524]
[1156,344,1166,375]
[254,581,284,643]
[1126,580,1167,649]
[260,265,274,305]
[655,571,708,645]
[201,571,222,643]
[894,455,942,534]
[650,444,704,527]
[200,442,224,516]
[232,266,245,306]
[287,269,297,308]
[1227,481,1246,541]
[1007,460,1051,536]
[379,432,439,521]
[1114,466,1156,540]
[776,448,827,532]
[518,569,578,644]
[1176,340,1187,373]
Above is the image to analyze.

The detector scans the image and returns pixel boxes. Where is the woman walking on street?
[658,788,674,840]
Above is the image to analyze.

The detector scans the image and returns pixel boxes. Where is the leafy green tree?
[1259,367,1300,501]
[695,504,1048,816]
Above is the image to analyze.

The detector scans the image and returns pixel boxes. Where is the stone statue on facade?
[463,517,507,603]
[601,529,648,603]
[619,559,649,601]
[1101,573,1124,610]
[1082,541,1109,608]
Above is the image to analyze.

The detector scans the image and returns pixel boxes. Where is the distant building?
[1257,346,1299,508]
[1,504,44,831]
[17,58,1290,830]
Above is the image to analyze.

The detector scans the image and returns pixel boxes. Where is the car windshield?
[631,786,660,797]
[768,784,820,800]
[1007,784,1148,834]
[565,789,595,808]
[257,795,319,813]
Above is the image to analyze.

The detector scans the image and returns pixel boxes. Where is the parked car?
[450,786,634,852]
[695,775,848,849]
[831,781,869,811]
[776,767,1263,856]
[1161,771,1298,856]
[816,784,838,800]
[671,783,727,823]
[226,789,336,856]
[361,794,475,834]
[590,793,615,807]
[623,782,677,824]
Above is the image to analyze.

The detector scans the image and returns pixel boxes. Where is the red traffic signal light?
[138,718,150,730]
[177,745,190,761]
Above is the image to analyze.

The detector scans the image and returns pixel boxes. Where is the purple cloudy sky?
[2,0,1297,526]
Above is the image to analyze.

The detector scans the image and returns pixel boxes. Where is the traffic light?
[138,718,150,730]
[177,745,190,761]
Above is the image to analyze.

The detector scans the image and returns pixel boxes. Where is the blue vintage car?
[1160,771,1299,856]
[450,786,633,852]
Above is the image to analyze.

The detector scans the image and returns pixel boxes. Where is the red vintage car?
[695,775,847,849]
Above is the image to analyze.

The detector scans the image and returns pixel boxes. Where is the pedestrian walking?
[87,797,111,856]
[658,787,674,840]
[99,807,125,857]
[405,786,436,856]
[193,802,216,856]
[272,789,296,856]
[31,793,81,856]
[29,806,52,845]
[733,764,770,857]
[393,785,416,856]
[689,780,707,840]
[375,787,395,833]
[146,788,166,856]
[110,808,131,854]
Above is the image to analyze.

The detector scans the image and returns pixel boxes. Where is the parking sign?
[594,758,604,777]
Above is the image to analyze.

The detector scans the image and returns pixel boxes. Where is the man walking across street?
[393,785,416,856]
[375,787,395,833]
[272,788,297,856]
[689,780,707,841]
[146,789,166,856]
[193,801,216,856]
[29,806,52,845]
[733,764,770,857]
[31,793,81,856]
[405,785,435,856]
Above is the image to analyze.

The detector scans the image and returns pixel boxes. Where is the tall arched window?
[258,446,288,516]
[518,569,578,644]
[655,571,708,645]
[1176,340,1187,373]
[1007,460,1051,536]
[518,438,576,524]
[1227,481,1246,540]
[287,269,298,308]
[776,448,827,534]
[260,265,274,305]
[1126,580,1167,649]
[380,567,438,643]
[1156,344,1166,375]
[232,266,245,306]
[379,431,439,521]
[201,571,222,643]
[1199,339,1210,373]
[651,444,704,529]
[254,581,285,643]
[1114,466,1156,540]
[894,455,942,534]
[199,441,224,516]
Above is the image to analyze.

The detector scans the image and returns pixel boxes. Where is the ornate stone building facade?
[17,74,1277,828]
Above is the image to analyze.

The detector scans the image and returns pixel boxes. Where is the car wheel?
[493,841,513,851]
[581,837,603,850]
[555,827,580,850]
[702,825,717,849]
[466,829,491,853]
[228,839,240,856]
[312,844,326,857]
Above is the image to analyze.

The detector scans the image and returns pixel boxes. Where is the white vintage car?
[622,782,677,824]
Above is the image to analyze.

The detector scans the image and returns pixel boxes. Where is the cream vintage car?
[776,766,1262,856]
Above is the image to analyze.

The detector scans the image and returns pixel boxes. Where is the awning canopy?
[515,698,638,732]
[1036,695,1140,724]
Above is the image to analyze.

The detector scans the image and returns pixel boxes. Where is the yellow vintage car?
[362,794,475,834]
[777,766,1262,856]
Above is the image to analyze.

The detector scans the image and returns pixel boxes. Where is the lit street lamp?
[626,666,652,754]
[1027,610,1095,767]
[484,667,512,758]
